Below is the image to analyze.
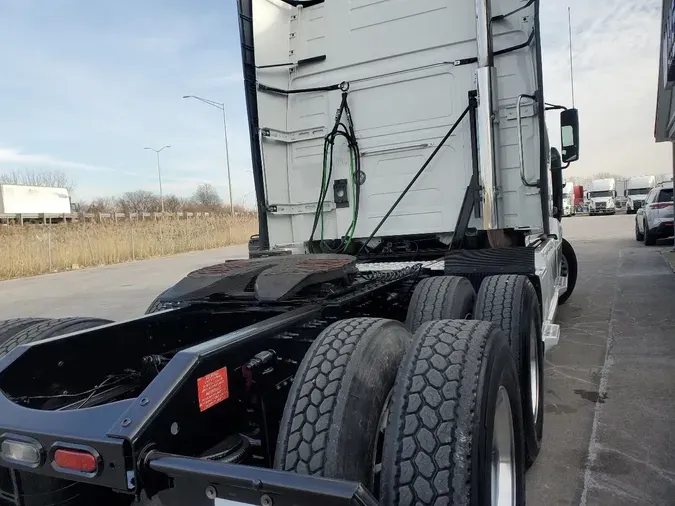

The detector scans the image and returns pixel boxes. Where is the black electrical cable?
[491,0,535,22]
[278,0,324,7]
[356,104,471,257]
[258,82,342,95]
[308,88,361,253]
[453,29,535,67]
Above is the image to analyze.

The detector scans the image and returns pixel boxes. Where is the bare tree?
[117,190,160,214]
[193,183,222,211]
[592,172,622,181]
[85,197,119,214]
[163,194,186,213]
[0,168,77,194]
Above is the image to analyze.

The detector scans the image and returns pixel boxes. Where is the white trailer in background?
[562,182,575,217]
[588,178,617,215]
[0,184,72,214]
[625,175,656,214]
[615,179,628,209]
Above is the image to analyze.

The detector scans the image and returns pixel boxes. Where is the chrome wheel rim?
[491,386,516,506]
[529,319,540,421]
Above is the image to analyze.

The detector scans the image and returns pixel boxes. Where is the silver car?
[635,182,674,245]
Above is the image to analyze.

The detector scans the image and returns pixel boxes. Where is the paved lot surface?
[527,214,675,505]
[1,215,673,505]
[0,244,248,320]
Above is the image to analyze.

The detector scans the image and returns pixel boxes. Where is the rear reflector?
[1,440,41,466]
[54,449,98,473]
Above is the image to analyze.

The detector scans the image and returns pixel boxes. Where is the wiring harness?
[308,82,361,253]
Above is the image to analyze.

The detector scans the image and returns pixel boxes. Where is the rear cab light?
[51,444,101,476]
[0,436,43,468]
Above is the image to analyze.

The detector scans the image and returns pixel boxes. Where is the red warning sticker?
[197,367,229,412]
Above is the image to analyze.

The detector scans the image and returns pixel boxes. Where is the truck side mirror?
[624,190,628,197]
[560,108,579,164]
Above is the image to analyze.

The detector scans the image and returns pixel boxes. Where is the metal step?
[543,323,561,353]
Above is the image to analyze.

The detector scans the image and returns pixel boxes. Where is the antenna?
[568,6,576,108]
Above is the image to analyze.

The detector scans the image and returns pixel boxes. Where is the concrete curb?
[663,250,675,273]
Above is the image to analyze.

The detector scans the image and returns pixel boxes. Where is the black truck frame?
[0,257,422,506]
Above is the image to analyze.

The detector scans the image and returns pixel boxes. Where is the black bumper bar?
[145,451,378,506]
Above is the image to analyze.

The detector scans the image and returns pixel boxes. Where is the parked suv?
[635,182,674,245]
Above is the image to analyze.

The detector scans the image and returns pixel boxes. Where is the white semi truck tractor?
[588,178,617,216]
[0,1,580,505]
[625,175,657,214]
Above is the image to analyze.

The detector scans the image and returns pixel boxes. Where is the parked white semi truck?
[0,1,580,505]
[588,178,617,215]
[625,175,656,214]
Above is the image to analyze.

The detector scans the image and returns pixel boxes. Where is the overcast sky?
[0,0,670,202]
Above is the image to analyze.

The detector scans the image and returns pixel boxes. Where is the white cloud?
[0,146,113,173]
[541,0,672,180]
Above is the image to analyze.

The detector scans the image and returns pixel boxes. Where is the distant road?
[0,244,248,321]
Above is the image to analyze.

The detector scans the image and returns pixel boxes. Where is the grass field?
[0,215,258,280]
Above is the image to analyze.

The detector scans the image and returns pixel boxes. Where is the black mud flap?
[445,247,536,290]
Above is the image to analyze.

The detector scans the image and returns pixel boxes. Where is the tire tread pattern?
[276,317,383,475]
[383,320,495,506]
[474,274,522,369]
[406,277,473,331]
[0,318,112,357]
[0,318,46,345]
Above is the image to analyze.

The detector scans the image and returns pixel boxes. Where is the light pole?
[183,95,234,214]
[144,145,170,214]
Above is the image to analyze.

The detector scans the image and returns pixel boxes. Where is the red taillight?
[650,203,673,209]
[54,449,98,473]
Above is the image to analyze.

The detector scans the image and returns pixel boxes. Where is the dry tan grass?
[0,215,258,280]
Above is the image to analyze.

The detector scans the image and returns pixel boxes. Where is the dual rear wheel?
[275,272,546,505]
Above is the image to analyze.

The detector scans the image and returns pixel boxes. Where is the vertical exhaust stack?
[475,0,500,231]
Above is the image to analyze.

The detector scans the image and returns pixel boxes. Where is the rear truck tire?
[380,320,525,506]
[405,276,475,333]
[644,224,657,246]
[0,318,48,345]
[474,275,543,468]
[636,220,644,241]
[0,317,113,358]
[558,238,578,306]
[274,318,411,496]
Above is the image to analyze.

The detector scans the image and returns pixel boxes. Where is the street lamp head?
[182,95,192,99]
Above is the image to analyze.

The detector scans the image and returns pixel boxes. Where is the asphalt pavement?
[0,244,248,320]
[0,215,673,505]
[526,214,675,505]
